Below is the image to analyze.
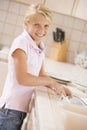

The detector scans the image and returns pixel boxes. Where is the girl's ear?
[24,20,29,26]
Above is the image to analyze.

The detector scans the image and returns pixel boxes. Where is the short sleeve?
[9,37,28,57]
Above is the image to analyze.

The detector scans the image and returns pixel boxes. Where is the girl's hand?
[54,83,66,96]
[45,76,72,97]
[63,86,72,98]
[51,82,72,98]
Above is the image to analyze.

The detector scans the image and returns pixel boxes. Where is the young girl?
[0,4,72,130]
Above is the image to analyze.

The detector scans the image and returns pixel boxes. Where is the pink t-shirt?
[0,30,45,112]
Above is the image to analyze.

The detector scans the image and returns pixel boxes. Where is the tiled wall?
[0,0,87,63]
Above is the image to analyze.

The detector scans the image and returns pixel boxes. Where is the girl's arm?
[12,49,72,97]
[12,49,54,87]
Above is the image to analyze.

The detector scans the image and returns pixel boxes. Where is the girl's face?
[24,13,50,45]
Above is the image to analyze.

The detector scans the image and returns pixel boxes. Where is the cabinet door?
[15,0,43,5]
[72,0,87,21]
[45,0,75,15]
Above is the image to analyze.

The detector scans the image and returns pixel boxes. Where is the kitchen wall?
[0,0,87,63]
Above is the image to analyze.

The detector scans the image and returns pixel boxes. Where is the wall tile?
[62,27,72,40]
[6,12,18,25]
[68,41,80,52]
[49,24,59,33]
[73,19,85,31]
[0,34,13,46]
[16,15,24,27]
[45,46,51,57]
[63,15,74,28]
[3,23,15,35]
[8,1,20,14]
[70,30,83,42]
[79,43,87,53]
[0,22,4,33]
[53,13,64,25]
[45,33,53,46]
[81,32,87,43]
[13,26,23,38]
[0,0,10,11]
[67,51,75,63]
[0,33,3,44]
[0,11,7,22]
[83,23,87,33]
[19,4,28,16]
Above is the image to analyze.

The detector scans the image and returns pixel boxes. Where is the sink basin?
[58,96,87,106]
[56,101,87,130]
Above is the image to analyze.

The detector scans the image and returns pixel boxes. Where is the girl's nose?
[39,26,47,34]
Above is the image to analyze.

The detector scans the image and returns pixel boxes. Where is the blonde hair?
[24,4,52,24]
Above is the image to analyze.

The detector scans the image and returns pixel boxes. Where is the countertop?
[0,47,9,62]
[44,58,87,89]
[0,61,8,96]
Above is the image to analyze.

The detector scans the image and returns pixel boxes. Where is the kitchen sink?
[57,84,87,106]
[58,95,87,106]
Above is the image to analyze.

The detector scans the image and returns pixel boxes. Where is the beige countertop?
[0,61,8,96]
[0,47,9,62]
[44,58,87,89]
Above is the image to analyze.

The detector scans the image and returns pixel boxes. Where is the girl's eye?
[34,24,40,27]
[34,24,49,29]
[44,25,49,29]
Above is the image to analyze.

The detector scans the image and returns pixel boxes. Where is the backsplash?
[0,0,87,63]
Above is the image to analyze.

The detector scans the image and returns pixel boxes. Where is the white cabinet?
[72,0,87,21]
[45,0,87,21]
[14,0,44,5]
[45,0,75,15]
